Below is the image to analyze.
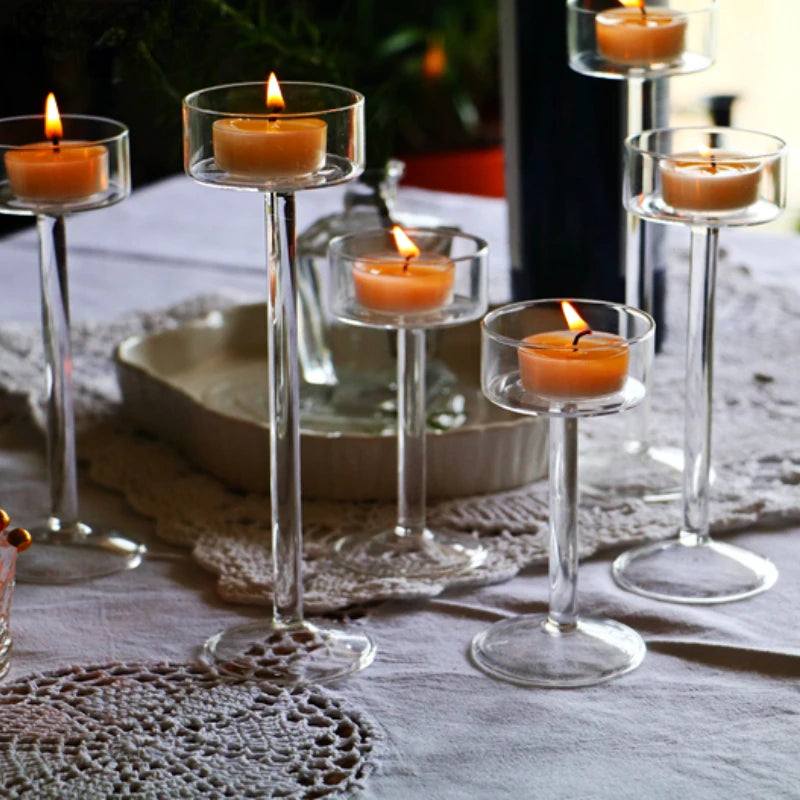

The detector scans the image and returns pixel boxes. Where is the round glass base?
[471,614,645,688]
[15,519,146,584]
[612,536,778,604]
[333,527,487,580]
[581,442,684,503]
[203,619,376,685]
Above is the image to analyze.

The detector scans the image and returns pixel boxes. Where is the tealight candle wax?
[660,150,762,212]
[518,330,629,399]
[353,254,454,313]
[212,72,327,180]
[596,7,687,66]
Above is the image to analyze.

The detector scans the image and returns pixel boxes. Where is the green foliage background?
[2,0,499,186]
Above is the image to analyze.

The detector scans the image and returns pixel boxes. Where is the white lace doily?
[0,661,376,799]
[1,254,799,612]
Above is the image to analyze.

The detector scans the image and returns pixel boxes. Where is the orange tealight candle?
[660,148,762,212]
[353,226,455,313]
[212,73,327,179]
[4,94,108,203]
[596,1,687,67]
[518,302,629,399]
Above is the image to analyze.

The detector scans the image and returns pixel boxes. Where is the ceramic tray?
[114,304,547,501]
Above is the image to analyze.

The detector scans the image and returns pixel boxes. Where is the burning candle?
[596,0,687,67]
[353,226,455,313]
[212,73,327,179]
[518,301,629,399]
[4,94,109,203]
[660,147,762,212]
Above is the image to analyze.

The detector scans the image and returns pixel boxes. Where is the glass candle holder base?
[580,442,684,503]
[203,619,376,685]
[470,614,646,688]
[14,520,145,584]
[612,536,778,604]
[333,527,486,580]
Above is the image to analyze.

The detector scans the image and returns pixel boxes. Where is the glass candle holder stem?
[265,191,304,626]
[37,213,79,532]
[681,225,718,544]
[548,415,579,630]
[397,328,426,536]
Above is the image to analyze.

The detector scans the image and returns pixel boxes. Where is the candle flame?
[391,225,420,259]
[266,72,285,113]
[561,301,590,333]
[619,0,646,7]
[698,145,713,159]
[45,92,63,141]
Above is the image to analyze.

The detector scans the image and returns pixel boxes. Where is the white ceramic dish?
[114,304,547,501]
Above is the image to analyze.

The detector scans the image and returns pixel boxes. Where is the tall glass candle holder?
[184,80,375,683]
[328,227,488,579]
[567,0,717,502]
[472,299,654,687]
[613,126,786,603]
[0,108,145,583]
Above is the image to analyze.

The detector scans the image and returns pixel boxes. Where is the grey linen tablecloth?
[0,176,798,799]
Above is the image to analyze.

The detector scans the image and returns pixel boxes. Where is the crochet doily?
[0,661,376,799]
[1,251,799,612]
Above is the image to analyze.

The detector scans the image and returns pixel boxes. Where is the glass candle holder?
[567,0,717,80]
[328,227,488,579]
[184,79,375,684]
[472,299,654,687]
[567,0,718,503]
[613,126,786,603]
[0,109,144,584]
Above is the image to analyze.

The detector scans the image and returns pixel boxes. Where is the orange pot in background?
[399,145,505,198]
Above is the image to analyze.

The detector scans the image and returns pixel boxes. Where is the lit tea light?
[660,146,763,212]
[4,93,109,203]
[595,0,687,67]
[353,225,455,313]
[212,72,327,179]
[518,301,629,399]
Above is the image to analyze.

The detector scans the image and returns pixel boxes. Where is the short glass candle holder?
[0,109,144,584]
[328,227,489,579]
[613,126,787,603]
[567,0,717,80]
[184,79,375,684]
[472,299,654,687]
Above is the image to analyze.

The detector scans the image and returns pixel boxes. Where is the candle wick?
[572,328,593,348]
[710,151,717,174]
[639,1,646,17]
[403,255,412,273]
[51,136,60,154]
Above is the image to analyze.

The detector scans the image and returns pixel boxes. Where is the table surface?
[0,176,799,800]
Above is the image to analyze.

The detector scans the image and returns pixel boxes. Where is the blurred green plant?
[2,0,499,184]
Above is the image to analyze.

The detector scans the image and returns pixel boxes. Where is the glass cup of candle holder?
[472,299,654,687]
[567,0,717,80]
[567,0,718,504]
[612,126,786,604]
[184,81,375,684]
[328,227,489,579]
[0,113,143,583]
[0,509,31,680]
